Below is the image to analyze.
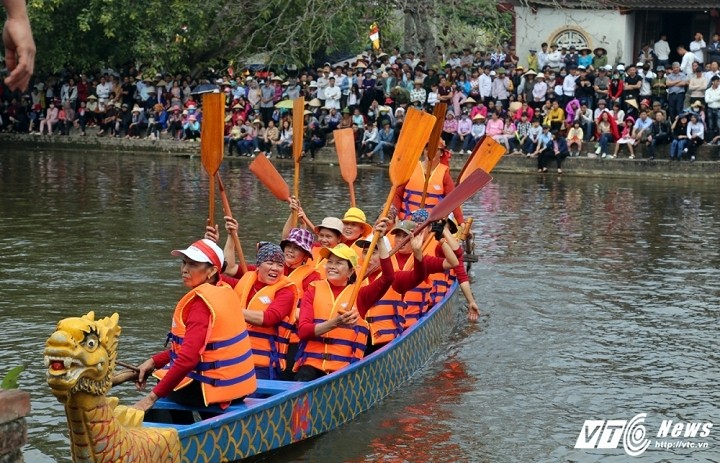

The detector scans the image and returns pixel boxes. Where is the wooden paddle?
[200,92,225,226]
[456,135,506,184]
[291,97,305,226]
[216,173,248,274]
[334,128,357,207]
[419,102,447,208]
[375,169,493,270]
[249,153,291,201]
[346,108,436,310]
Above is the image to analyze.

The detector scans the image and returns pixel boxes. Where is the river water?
[1,150,718,462]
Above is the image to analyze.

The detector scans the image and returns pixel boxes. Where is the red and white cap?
[171,239,224,269]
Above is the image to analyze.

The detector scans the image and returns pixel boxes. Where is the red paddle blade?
[428,169,492,222]
[249,153,290,201]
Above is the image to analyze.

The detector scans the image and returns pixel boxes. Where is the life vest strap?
[206,330,250,350]
[187,368,256,387]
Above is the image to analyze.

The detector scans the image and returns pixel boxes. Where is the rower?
[294,219,394,382]
[392,141,465,223]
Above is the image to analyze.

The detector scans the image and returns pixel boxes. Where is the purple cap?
[280,228,315,255]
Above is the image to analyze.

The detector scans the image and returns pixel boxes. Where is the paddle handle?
[216,173,248,274]
[349,184,356,208]
[347,186,396,309]
[459,218,474,241]
[292,162,300,227]
[117,360,140,372]
[208,177,215,228]
[419,175,431,208]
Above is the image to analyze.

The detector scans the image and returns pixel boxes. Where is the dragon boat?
[45,281,460,463]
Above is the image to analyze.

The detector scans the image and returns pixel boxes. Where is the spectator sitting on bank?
[38,100,59,135]
[670,113,690,160]
[596,111,620,158]
[452,113,472,153]
[366,119,394,163]
[58,101,75,136]
[114,103,131,136]
[645,111,671,160]
[567,120,583,156]
[468,114,486,153]
[544,100,564,131]
[686,112,704,161]
[126,105,147,139]
[183,114,200,141]
[538,128,569,173]
[441,110,458,146]
[147,103,167,140]
[262,120,279,153]
[632,110,653,146]
[612,116,637,159]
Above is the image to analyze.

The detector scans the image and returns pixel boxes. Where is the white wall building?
[514,5,634,67]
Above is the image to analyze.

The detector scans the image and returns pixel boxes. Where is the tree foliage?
[12,0,512,74]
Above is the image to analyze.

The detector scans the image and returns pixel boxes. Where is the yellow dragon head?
[45,311,121,403]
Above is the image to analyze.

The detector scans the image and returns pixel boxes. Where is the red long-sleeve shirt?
[297,257,395,340]
[151,297,210,398]
[391,252,427,294]
[392,169,465,224]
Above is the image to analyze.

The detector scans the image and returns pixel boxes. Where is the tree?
[11,0,512,75]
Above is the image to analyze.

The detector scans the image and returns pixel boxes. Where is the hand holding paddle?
[200,92,225,227]
[216,173,248,274]
[292,97,305,226]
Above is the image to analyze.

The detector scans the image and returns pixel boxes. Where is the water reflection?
[1,151,718,462]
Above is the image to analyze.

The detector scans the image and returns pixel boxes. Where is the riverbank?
[3,133,720,178]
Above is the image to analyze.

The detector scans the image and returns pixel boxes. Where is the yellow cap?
[319,244,358,268]
[342,207,372,235]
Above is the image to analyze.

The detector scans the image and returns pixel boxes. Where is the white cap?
[489,70,496,76]
[171,239,224,269]
[616,64,625,71]
[603,65,613,71]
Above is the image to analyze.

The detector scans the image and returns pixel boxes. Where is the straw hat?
[463,97,477,104]
[472,114,486,121]
[314,217,344,235]
[303,109,313,115]
[308,98,322,107]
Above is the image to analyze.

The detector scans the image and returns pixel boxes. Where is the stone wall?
[3,133,720,178]
[0,390,30,463]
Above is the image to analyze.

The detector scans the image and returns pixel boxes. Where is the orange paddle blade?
[335,128,357,207]
[292,98,305,162]
[249,153,290,201]
[200,92,225,175]
[457,136,506,184]
[389,108,436,185]
[335,128,357,183]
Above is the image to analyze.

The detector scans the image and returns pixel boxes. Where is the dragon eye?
[84,333,99,351]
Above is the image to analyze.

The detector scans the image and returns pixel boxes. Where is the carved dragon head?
[45,311,121,403]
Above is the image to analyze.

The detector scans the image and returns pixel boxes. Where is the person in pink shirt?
[38,100,59,135]
[485,111,504,139]
[441,110,458,146]
[451,113,473,152]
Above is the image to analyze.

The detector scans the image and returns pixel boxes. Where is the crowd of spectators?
[2,33,720,165]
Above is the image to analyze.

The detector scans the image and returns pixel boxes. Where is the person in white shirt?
[538,42,549,70]
[654,34,671,68]
[704,61,720,83]
[678,45,698,76]
[705,75,720,139]
[690,32,706,64]
[531,73,548,110]
[562,67,578,105]
[546,44,563,70]
[316,68,330,103]
[324,77,341,110]
[479,66,492,104]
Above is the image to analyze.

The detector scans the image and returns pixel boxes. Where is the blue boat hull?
[149,281,459,462]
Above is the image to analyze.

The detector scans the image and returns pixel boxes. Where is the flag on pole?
[369,23,380,50]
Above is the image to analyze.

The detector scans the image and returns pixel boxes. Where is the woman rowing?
[133,239,256,411]
[208,220,304,380]
[294,219,394,381]
[393,142,465,224]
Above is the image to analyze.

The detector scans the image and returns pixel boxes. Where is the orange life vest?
[154,282,257,406]
[234,272,299,375]
[365,255,406,344]
[294,280,370,374]
[284,262,317,344]
[399,161,448,220]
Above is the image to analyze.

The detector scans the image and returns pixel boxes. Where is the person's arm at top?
[357,220,394,316]
[133,298,210,410]
[243,286,295,326]
[3,0,36,91]
[392,232,428,294]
